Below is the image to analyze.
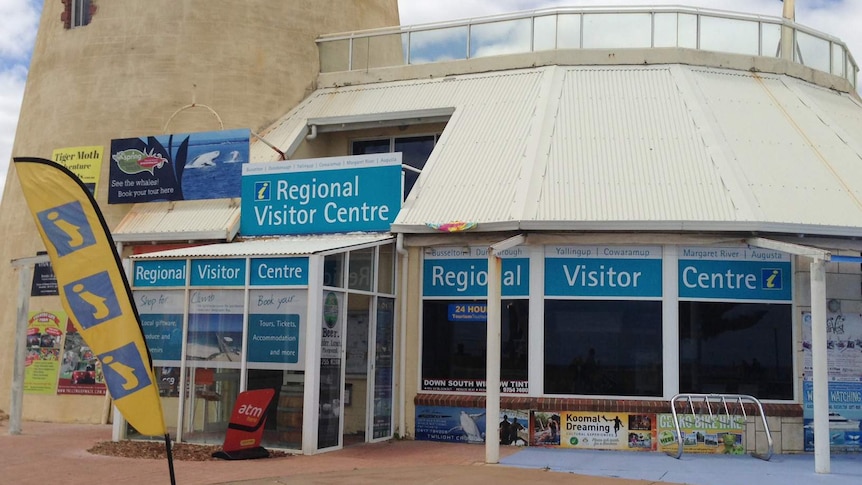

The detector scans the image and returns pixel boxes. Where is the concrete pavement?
[0,420,660,485]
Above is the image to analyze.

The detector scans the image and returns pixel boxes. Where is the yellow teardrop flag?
[15,157,166,436]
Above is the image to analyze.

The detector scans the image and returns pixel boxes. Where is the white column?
[780,0,795,60]
[810,258,830,474]
[485,254,501,464]
[9,263,33,435]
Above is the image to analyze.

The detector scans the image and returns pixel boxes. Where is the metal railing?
[667,393,774,461]
[317,5,857,88]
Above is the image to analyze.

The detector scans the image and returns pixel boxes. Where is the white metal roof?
[250,63,862,238]
[130,233,393,259]
[113,198,241,243]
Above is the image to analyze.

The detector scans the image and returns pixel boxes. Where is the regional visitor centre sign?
[241,153,402,236]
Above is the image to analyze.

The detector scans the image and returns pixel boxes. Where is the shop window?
[421,299,528,392]
[248,369,305,450]
[544,300,663,396]
[348,247,375,292]
[679,301,792,400]
[323,253,345,288]
[352,135,438,199]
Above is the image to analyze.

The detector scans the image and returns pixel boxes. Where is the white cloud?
[0,0,39,198]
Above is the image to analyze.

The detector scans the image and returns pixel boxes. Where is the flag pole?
[165,433,176,485]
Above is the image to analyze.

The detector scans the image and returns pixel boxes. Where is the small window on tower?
[63,0,94,29]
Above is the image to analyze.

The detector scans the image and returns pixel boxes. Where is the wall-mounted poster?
[135,290,185,363]
[52,146,103,195]
[57,319,107,395]
[186,289,244,362]
[24,311,65,394]
[656,413,745,455]
[530,410,657,451]
[30,252,58,297]
[108,128,249,204]
[801,311,862,452]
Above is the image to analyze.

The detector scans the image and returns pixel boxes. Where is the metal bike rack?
[667,393,773,461]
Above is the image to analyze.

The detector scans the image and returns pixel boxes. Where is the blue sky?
[1,1,860,196]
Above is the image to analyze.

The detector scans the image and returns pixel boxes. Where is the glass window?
[394,136,436,197]
[377,243,396,295]
[135,290,185,363]
[323,253,345,288]
[409,25,468,64]
[353,135,437,200]
[533,15,558,51]
[348,248,375,291]
[679,301,792,399]
[65,0,92,29]
[186,289,244,363]
[421,299,528,392]
[469,18,532,58]
[544,300,662,396]
[248,369,305,450]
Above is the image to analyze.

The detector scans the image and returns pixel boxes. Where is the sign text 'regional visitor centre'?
[241,153,403,236]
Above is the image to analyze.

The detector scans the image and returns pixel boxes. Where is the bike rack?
[667,393,773,461]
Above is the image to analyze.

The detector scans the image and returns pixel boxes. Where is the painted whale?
[446,411,484,443]
[224,150,241,163]
[186,150,219,168]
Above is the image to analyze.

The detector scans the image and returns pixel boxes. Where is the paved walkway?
[3,420,861,485]
[0,421,659,485]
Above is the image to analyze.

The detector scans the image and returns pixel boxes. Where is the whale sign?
[241,153,402,236]
[108,128,249,204]
[15,157,166,437]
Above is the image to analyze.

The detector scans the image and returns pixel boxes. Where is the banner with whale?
[108,128,249,204]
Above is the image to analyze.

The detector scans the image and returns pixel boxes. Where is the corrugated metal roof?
[113,198,241,243]
[130,233,392,259]
[249,63,862,238]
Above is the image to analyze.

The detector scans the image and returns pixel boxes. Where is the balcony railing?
[317,5,858,88]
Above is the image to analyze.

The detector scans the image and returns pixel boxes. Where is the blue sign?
[37,201,97,257]
[247,314,301,364]
[250,257,308,286]
[108,128,250,204]
[448,302,487,321]
[97,342,153,400]
[545,258,662,297]
[190,259,246,286]
[422,258,530,297]
[241,153,403,236]
[64,271,123,330]
[678,260,791,301]
[141,313,183,361]
[133,260,187,287]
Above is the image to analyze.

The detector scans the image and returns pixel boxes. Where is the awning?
[130,233,394,259]
[113,198,241,243]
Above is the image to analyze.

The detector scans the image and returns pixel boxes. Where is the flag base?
[212,447,271,460]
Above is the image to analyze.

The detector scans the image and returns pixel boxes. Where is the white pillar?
[485,254,501,464]
[810,258,830,474]
[9,263,33,435]
[780,0,795,60]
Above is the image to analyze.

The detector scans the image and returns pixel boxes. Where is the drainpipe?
[396,233,408,439]
[485,234,525,464]
[306,124,318,140]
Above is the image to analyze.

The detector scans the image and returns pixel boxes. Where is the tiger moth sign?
[15,157,166,436]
